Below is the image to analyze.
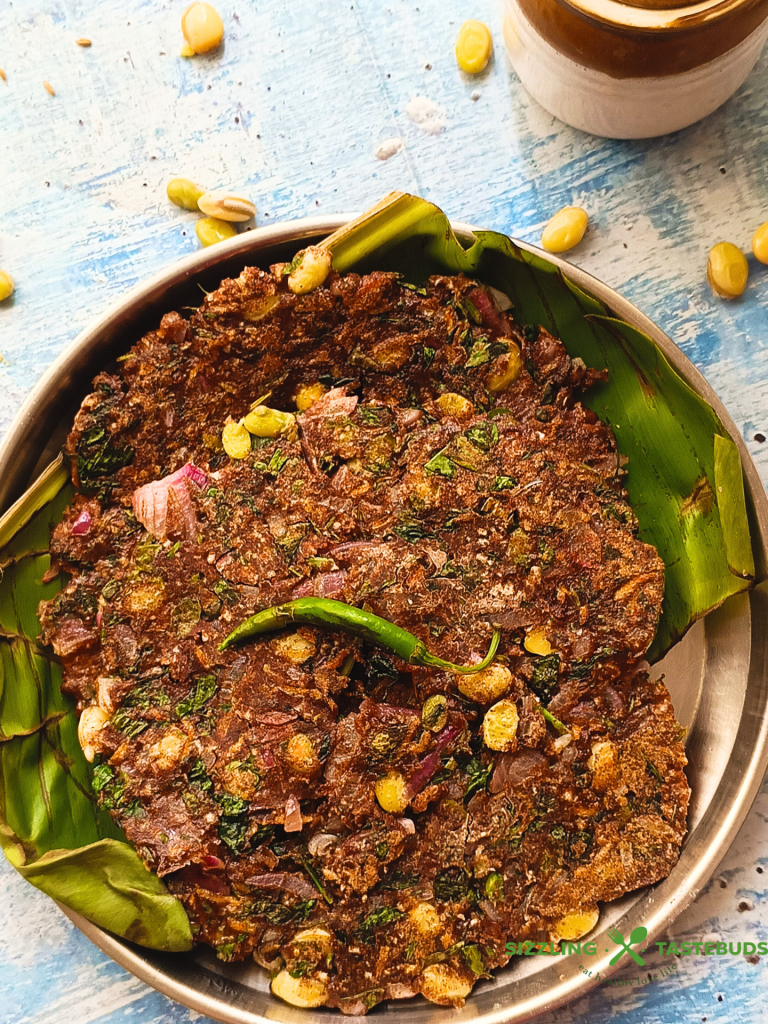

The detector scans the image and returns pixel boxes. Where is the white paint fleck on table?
[1,1,767,1021]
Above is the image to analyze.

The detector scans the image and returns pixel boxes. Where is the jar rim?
[561,0,756,30]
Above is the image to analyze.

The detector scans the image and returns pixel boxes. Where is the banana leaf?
[324,192,755,659]
[0,459,192,951]
[0,192,754,951]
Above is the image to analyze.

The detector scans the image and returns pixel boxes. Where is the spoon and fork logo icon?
[607,925,648,966]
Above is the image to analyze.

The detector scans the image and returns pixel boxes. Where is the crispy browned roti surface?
[39,268,688,1013]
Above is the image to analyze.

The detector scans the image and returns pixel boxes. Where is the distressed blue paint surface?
[1,0,768,1021]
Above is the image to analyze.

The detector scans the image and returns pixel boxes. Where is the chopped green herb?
[189,758,213,792]
[216,792,249,854]
[462,944,489,977]
[484,871,504,901]
[360,906,404,935]
[465,421,499,452]
[171,596,201,638]
[529,654,560,703]
[491,475,517,491]
[434,867,472,903]
[379,871,420,891]
[422,345,436,370]
[110,708,149,739]
[424,452,455,478]
[176,674,218,717]
[166,541,181,558]
[465,340,491,367]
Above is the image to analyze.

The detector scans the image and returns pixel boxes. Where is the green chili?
[219,597,500,674]
[539,706,567,735]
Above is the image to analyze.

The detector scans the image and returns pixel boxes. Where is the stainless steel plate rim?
[3,215,768,1024]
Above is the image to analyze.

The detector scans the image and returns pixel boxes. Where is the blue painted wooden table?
[2,1,768,1021]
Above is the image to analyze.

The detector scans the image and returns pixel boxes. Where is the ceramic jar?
[502,0,768,138]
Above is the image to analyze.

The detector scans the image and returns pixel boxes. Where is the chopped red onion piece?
[284,794,303,832]
[71,509,92,536]
[132,462,205,542]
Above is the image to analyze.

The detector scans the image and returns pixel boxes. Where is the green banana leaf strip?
[0,471,192,951]
[0,192,755,954]
[327,192,755,659]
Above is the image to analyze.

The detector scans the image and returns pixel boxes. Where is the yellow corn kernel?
[487,344,523,393]
[271,969,328,1008]
[273,631,316,663]
[482,698,519,751]
[75,38,92,47]
[707,242,748,299]
[409,902,442,936]
[77,705,109,762]
[181,2,224,54]
[435,392,474,420]
[752,222,768,264]
[524,627,552,656]
[541,206,589,253]
[295,382,326,411]
[550,907,599,943]
[221,418,251,459]
[287,245,333,294]
[286,733,317,774]
[458,662,512,704]
[167,177,205,211]
[196,216,238,247]
[456,20,493,75]
[374,770,409,813]
[149,728,189,771]
[243,404,296,438]
[197,191,256,223]
[420,963,473,1006]
[0,271,14,302]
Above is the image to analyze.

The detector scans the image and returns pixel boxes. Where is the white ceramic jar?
[502,0,768,138]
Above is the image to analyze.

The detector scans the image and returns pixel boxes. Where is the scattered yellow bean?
[550,907,599,943]
[181,2,224,55]
[420,963,473,1005]
[482,698,519,751]
[707,241,748,299]
[421,694,448,733]
[752,222,768,265]
[458,662,512,704]
[409,902,442,935]
[435,392,474,420]
[43,80,56,96]
[455,20,493,75]
[243,404,296,438]
[524,627,552,656]
[487,344,523,393]
[0,69,6,82]
[286,733,317,774]
[197,190,256,222]
[167,177,205,211]
[221,418,251,459]
[374,770,409,813]
[287,245,333,294]
[295,382,326,411]
[541,206,589,253]
[195,216,237,247]
[0,271,14,303]
[76,38,92,47]
[271,969,328,1008]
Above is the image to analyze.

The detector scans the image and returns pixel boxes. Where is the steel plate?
[2,216,768,1024]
